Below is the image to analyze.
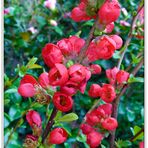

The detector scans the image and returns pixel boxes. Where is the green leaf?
[128,74,144,83]
[5,88,17,94]
[55,113,78,122]
[132,126,144,141]
[28,64,42,69]
[26,57,38,67]
[115,139,132,148]
[54,26,63,36]
[127,109,135,122]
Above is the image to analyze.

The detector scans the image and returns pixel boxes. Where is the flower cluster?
[106,67,130,85]
[81,104,118,147]
[17,0,128,146]
[71,0,120,31]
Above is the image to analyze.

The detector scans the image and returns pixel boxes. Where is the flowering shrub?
[4,0,144,148]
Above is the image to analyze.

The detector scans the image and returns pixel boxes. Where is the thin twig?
[78,17,99,63]
[42,107,58,144]
[117,5,144,69]
[130,127,144,142]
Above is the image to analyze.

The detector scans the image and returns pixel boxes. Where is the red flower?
[69,64,91,93]
[97,36,116,60]
[26,110,42,127]
[104,22,115,33]
[18,75,38,97]
[101,117,118,131]
[68,36,85,54]
[110,35,123,49]
[53,92,73,112]
[101,84,116,103]
[57,38,73,56]
[88,84,102,98]
[106,67,119,85]
[97,104,112,117]
[86,109,105,126]
[60,81,78,96]
[86,131,103,148]
[71,2,92,22]
[98,0,120,25]
[86,36,116,61]
[48,128,68,144]
[42,43,63,68]
[116,70,130,84]
[48,64,69,86]
[80,124,94,135]
[38,72,50,88]
[57,36,85,56]
[90,64,102,74]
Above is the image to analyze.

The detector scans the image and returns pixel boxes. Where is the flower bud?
[98,0,120,25]
[48,128,68,144]
[101,84,116,103]
[106,67,119,85]
[110,35,123,49]
[53,92,73,112]
[90,64,102,74]
[48,64,69,86]
[116,70,130,84]
[26,110,42,128]
[42,43,63,68]
[18,75,38,98]
[88,84,102,98]
[101,117,118,131]
[18,83,36,98]
[86,131,103,148]
[44,0,56,10]
[50,20,58,26]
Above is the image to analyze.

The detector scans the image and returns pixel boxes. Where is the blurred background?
[4,0,144,147]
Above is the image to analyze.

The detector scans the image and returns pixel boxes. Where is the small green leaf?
[55,113,78,122]
[28,64,42,69]
[133,126,144,141]
[127,109,135,122]
[26,57,38,68]
[128,74,144,83]
[54,26,63,36]
[115,139,132,148]
[5,88,17,94]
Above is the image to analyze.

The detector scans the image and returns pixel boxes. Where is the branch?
[117,5,144,69]
[109,58,144,148]
[78,17,99,63]
[42,107,58,144]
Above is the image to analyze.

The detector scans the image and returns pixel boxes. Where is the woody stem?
[42,106,58,143]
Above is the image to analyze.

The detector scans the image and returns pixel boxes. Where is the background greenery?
[4,0,144,147]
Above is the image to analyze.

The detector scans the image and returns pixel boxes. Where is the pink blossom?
[44,0,56,10]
